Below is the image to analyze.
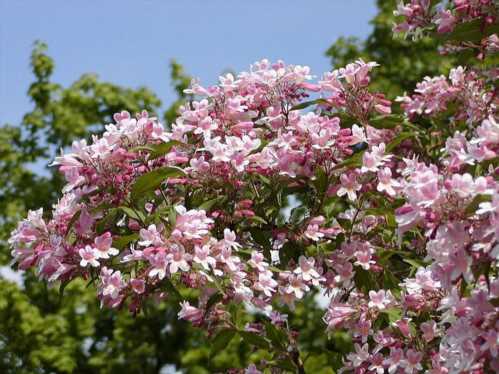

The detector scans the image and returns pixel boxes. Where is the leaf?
[120,206,145,222]
[313,167,328,196]
[291,98,330,111]
[162,278,182,302]
[386,132,415,152]
[211,329,236,357]
[168,206,177,227]
[381,308,402,323]
[274,358,297,371]
[436,19,499,43]
[238,331,270,349]
[249,228,271,250]
[289,205,310,226]
[65,210,81,236]
[59,279,72,300]
[130,167,185,201]
[206,292,223,311]
[369,114,404,129]
[331,151,364,171]
[112,233,139,250]
[264,322,287,350]
[403,258,425,269]
[198,196,226,211]
[465,194,491,216]
[131,140,184,160]
[148,140,185,159]
[95,208,120,233]
[248,215,268,225]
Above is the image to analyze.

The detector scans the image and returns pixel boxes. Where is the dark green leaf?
[436,19,499,43]
[369,114,404,129]
[238,331,270,349]
[264,322,287,350]
[291,98,330,111]
[198,196,226,212]
[465,194,491,216]
[112,233,139,250]
[120,206,145,222]
[210,329,236,358]
[386,132,415,152]
[130,167,185,201]
[331,151,364,171]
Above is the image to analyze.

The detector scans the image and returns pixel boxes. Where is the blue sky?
[1,0,377,126]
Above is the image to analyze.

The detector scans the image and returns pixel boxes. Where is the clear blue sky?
[1,0,377,126]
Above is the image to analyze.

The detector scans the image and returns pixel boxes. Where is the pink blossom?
[94,232,119,258]
[178,301,204,324]
[368,289,394,310]
[361,143,391,173]
[79,246,100,268]
[337,172,361,201]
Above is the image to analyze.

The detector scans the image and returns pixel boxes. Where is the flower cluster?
[9,11,499,373]
[394,0,498,57]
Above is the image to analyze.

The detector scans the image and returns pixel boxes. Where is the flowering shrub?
[9,3,498,373]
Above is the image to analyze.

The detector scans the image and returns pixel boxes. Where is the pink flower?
[172,206,213,240]
[148,250,168,279]
[434,10,456,34]
[178,301,204,324]
[94,232,119,259]
[223,228,241,250]
[402,349,423,373]
[253,270,277,297]
[323,302,356,329]
[244,364,262,374]
[347,343,370,368]
[384,348,404,374]
[420,320,438,342]
[166,244,191,274]
[195,245,217,272]
[79,245,100,268]
[368,289,394,310]
[294,256,321,284]
[130,278,145,294]
[361,143,391,173]
[139,224,164,247]
[337,172,361,201]
[377,167,400,197]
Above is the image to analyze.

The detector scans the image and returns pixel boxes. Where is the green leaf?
[65,210,81,236]
[210,329,236,358]
[386,132,415,152]
[369,114,403,129]
[436,19,499,43]
[131,140,184,159]
[149,140,185,159]
[291,98,330,111]
[264,322,287,350]
[274,358,297,371]
[119,206,145,222]
[205,292,223,311]
[403,258,425,269]
[381,308,402,323]
[162,278,182,302]
[130,167,185,201]
[332,151,364,171]
[313,167,328,196]
[238,331,270,349]
[112,233,139,250]
[198,196,226,211]
[289,205,309,226]
[465,194,491,216]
